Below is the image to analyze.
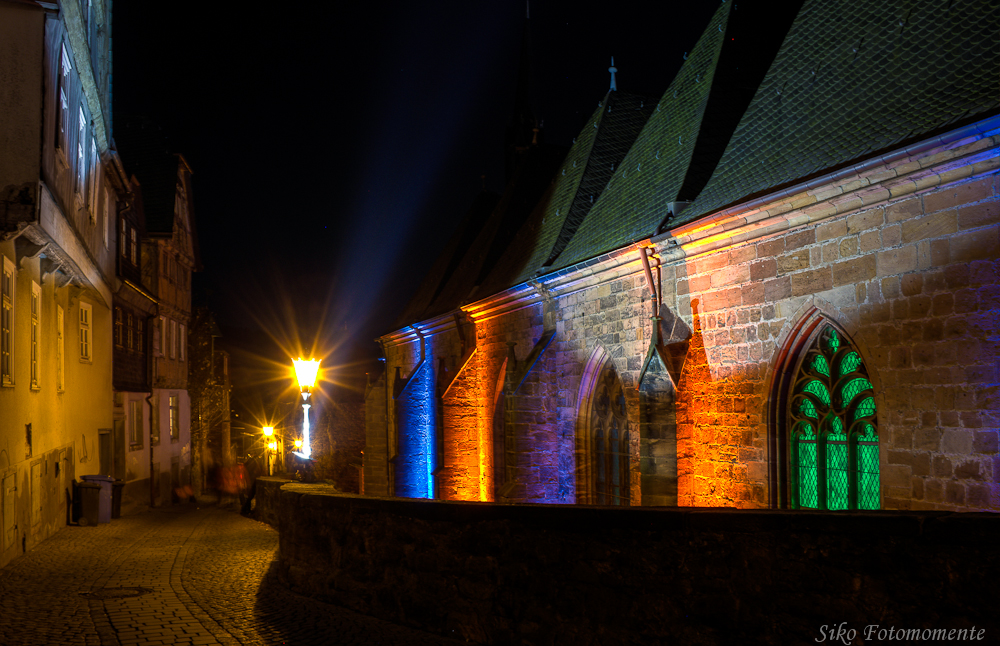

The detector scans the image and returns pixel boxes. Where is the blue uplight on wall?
[395,360,436,499]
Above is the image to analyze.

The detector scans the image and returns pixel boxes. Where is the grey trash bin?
[76,482,101,526]
[112,480,125,518]
[81,475,113,524]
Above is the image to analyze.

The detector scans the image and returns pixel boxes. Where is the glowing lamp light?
[268,442,277,451]
[293,439,303,449]
[293,358,321,394]
[292,358,321,460]
[262,426,274,437]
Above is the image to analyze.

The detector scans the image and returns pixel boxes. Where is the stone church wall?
[367,128,999,512]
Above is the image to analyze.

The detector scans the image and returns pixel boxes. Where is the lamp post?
[292,358,320,460]
[262,425,275,475]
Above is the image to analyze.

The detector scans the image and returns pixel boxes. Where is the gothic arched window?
[592,365,630,506]
[788,325,879,510]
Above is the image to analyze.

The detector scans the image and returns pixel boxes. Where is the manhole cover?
[79,587,153,599]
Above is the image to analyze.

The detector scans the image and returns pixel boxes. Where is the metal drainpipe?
[639,247,659,316]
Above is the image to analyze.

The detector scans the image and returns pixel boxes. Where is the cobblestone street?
[0,502,463,645]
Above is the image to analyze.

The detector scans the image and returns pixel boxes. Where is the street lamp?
[292,358,320,459]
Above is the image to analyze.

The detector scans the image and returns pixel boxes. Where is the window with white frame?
[129,399,143,448]
[179,323,186,362]
[79,302,92,362]
[30,282,40,389]
[150,396,160,445]
[119,218,127,260]
[103,187,111,248]
[1,257,14,385]
[126,312,134,351]
[169,394,179,441]
[154,315,165,357]
[169,319,177,360]
[56,305,64,391]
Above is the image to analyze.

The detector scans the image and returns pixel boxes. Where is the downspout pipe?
[639,247,659,317]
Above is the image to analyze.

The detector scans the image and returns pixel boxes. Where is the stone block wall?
[440,350,482,501]
[274,485,1000,645]
[369,126,998,513]
[362,372,387,496]
[665,156,999,511]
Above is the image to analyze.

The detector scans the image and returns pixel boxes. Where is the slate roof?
[394,0,1000,332]
[474,90,658,297]
[549,0,807,271]
[113,117,179,236]
[680,0,1000,223]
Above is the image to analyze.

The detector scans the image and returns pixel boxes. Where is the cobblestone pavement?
[0,502,464,645]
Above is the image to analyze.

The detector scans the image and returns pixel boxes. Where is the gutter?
[657,113,1000,243]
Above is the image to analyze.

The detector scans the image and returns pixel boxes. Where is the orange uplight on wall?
[268,442,277,451]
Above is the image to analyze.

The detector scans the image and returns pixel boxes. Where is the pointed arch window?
[788,325,879,510]
[592,365,630,506]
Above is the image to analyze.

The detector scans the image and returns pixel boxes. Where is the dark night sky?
[112,1,722,403]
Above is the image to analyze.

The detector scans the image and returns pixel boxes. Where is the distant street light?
[292,358,321,460]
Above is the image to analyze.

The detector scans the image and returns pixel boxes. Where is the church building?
[364,0,1000,513]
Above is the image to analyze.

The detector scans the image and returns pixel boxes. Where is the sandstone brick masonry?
[366,130,1000,513]
[666,167,1000,511]
[269,485,1000,646]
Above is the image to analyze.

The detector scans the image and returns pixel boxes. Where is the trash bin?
[111,480,125,519]
[76,482,101,526]
[81,475,113,524]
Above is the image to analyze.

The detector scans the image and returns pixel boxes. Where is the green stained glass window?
[838,351,862,378]
[826,431,848,510]
[857,426,879,510]
[812,355,830,377]
[788,325,880,511]
[794,424,818,509]
[841,378,872,407]
[803,379,831,406]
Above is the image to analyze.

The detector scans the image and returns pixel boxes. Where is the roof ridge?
[543,90,659,268]
[547,0,734,272]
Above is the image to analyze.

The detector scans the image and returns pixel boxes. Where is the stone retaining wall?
[268,484,999,645]
[253,477,292,529]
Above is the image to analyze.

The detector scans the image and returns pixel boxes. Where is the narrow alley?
[0,503,462,646]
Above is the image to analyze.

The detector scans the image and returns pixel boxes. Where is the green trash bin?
[76,482,101,526]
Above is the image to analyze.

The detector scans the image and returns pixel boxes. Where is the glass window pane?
[796,429,818,509]
[826,435,848,510]
[838,351,862,378]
